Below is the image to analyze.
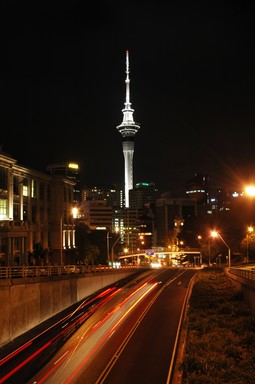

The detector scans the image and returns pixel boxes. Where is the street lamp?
[244,185,255,197]
[246,226,254,264]
[211,230,231,268]
[111,234,121,266]
[106,231,111,266]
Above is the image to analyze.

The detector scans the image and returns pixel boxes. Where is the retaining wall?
[0,271,135,347]
[227,270,255,318]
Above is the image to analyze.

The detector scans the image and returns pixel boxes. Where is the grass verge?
[178,267,255,384]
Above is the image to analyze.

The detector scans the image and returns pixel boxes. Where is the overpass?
[119,248,202,266]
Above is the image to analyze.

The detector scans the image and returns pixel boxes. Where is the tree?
[240,232,255,261]
[33,242,48,265]
[84,244,100,266]
[75,222,91,264]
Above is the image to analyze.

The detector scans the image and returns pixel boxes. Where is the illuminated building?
[82,199,113,231]
[47,161,81,203]
[82,184,122,208]
[129,182,160,209]
[0,149,76,266]
[185,173,210,205]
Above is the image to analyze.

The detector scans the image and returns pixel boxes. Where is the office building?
[47,161,81,203]
[0,149,76,266]
[129,182,160,210]
[185,173,210,205]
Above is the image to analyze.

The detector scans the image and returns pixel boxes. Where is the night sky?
[2,1,255,196]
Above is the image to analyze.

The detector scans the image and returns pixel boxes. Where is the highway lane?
[27,268,169,383]
[27,268,197,384]
[98,268,197,384]
[0,270,149,384]
[0,286,122,384]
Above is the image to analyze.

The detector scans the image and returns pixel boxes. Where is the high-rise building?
[185,173,210,205]
[116,50,140,208]
[47,161,81,203]
[81,184,123,208]
[82,199,113,231]
[129,182,160,210]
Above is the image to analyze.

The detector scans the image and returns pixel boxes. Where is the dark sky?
[2,0,255,196]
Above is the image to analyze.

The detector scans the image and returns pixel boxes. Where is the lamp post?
[111,234,121,266]
[211,231,231,268]
[106,231,111,266]
[246,226,254,264]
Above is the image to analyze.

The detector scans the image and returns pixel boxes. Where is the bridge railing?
[0,264,141,279]
[229,265,255,280]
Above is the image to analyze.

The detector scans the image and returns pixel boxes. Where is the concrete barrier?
[227,267,255,318]
[0,271,136,347]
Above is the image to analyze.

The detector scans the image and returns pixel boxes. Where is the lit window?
[0,199,7,219]
[23,185,28,196]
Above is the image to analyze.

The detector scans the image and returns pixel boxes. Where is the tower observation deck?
[116,50,140,208]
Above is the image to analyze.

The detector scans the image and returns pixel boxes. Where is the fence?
[0,264,140,279]
[230,265,255,280]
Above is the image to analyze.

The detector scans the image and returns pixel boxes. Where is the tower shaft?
[116,50,140,208]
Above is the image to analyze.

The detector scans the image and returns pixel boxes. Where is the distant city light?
[68,163,79,170]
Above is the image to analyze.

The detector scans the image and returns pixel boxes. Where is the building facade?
[0,150,76,266]
[47,161,82,204]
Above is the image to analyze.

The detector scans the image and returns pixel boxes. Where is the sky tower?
[116,50,140,208]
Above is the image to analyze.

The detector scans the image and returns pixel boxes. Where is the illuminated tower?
[116,50,140,208]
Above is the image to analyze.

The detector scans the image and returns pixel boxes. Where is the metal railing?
[229,265,255,281]
[2,264,254,280]
[0,264,141,279]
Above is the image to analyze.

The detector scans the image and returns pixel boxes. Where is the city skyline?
[2,1,255,195]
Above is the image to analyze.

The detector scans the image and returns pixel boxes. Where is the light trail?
[0,287,120,383]
[30,282,159,384]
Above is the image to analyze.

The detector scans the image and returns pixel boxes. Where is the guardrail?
[229,265,255,280]
[0,264,141,279]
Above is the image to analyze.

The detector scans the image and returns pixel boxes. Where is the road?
[29,268,197,384]
[0,268,198,384]
[96,268,197,384]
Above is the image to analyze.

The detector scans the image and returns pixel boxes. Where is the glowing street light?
[246,226,254,264]
[244,185,255,197]
[111,233,121,266]
[107,229,121,267]
[211,231,231,268]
